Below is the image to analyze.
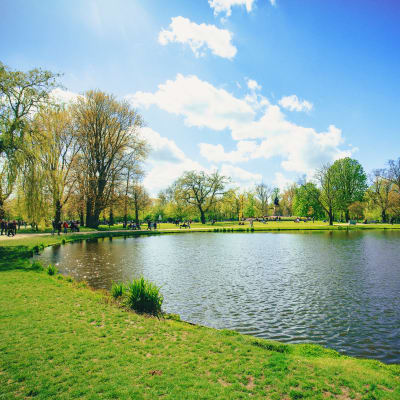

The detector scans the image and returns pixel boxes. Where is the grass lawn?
[0,234,399,399]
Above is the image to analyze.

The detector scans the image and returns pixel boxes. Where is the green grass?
[0,263,399,399]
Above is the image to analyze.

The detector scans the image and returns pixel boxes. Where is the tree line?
[1,62,400,228]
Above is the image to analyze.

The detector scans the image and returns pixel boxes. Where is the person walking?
[0,219,5,236]
[63,221,68,234]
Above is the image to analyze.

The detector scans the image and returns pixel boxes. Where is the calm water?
[36,231,400,363]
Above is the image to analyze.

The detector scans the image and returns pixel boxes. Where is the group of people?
[51,220,80,235]
[0,220,18,237]
[123,221,141,230]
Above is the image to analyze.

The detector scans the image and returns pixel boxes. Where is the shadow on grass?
[0,246,35,272]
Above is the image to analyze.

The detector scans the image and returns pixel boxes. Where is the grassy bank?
[1,233,400,399]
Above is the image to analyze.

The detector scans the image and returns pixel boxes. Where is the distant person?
[7,221,14,237]
[63,221,68,234]
[0,219,5,235]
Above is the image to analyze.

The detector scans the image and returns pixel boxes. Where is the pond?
[36,231,400,364]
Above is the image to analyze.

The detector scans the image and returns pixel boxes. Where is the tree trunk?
[345,210,350,222]
[79,210,84,226]
[0,196,5,220]
[54,199,62,226]
[327,207,334,226]
[135,206,139,225]
[382,209,387,223]
[109,208,114,226]
[199,207,206,224]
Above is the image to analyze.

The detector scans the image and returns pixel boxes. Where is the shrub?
[46,264,58,276]
[65,276,73,282]
[30,260,44,271]
[125,277,163,315]
[32,245,40,254]
[111,282,124,299]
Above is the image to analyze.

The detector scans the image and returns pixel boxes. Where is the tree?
[315,164,336,225]
[131,184,150,224]
[71,90,145,227]
[387,158,400,194]
[175,170,229,224]
[0,62,59,217]
[255,183,272,216]
[281,183,297,216]
[367,170,393,223]
[330,157,367,222]
[293,182,324,219]
[33,107,80,225]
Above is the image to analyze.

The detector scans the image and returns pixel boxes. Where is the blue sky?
[2,0,400,194]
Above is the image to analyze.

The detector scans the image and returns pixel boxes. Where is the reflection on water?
[36,231,400,363]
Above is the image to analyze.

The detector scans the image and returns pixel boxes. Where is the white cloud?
[220,164,262,188]
[199,141,257,163]
[127,74,255,131]
[158,16,237,59]
[247,78,261,91]
[50,88,81,105]
[274,172,294,191]
[270,0,277,6]
[279,95,313,112]
[129,74,354,179]
[140,127,186,163]
[208,0,255,16]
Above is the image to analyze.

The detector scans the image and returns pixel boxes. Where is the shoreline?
[1,230,400,399]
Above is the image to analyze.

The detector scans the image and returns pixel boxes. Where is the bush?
[111,282,124,299]
[30,260,44,271]
[125,277,163,315]
[46,264,58,276]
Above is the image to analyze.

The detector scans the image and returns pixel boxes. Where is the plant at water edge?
[46,264,58,276]
[111,282,124,299]
[125,277,163,315]
[30,260,44,271]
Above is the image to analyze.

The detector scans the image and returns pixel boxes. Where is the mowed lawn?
[1,264,399,399]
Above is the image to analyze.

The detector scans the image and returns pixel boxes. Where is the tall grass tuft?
[31,260,44,271]
[125,277,163,315]
[111,282,124,299]
[46,264,58,276]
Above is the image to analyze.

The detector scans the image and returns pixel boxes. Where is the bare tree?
[255,183,272,217]
[175,170,229,224]
[368,169,393,223]
[71,90,145,227]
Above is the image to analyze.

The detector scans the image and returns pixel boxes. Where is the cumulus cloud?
[246,78,261,91]
[140,127,186,163]
[141,128,262,195]
[199,141,257,163]
[220,164,262,188]
[129,74,354,178]
[208,0,255,16]
[274,172,293,191]
[127,74,255,131]
[158,16,237,59]
[270,0,277,6]
[50,88,81,105]
[279,95,313,112]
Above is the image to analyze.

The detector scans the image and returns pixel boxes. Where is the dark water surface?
[36,231,400,363]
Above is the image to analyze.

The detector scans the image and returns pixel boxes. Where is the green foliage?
[125,277,163,315]
[111,282,124,299]
[293,182,324,219]
[46,264,58,276]
[30,260,44,271]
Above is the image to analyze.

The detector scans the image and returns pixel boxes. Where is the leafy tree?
[367,170,393,223]
[330,157,367,222]
[175,170,228,224]
[131,184,151,224]
[33,107,80,225]
[0,62,59,217]
[293,182,324,219]
[315,164,337,225]
[386,158,400,194]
